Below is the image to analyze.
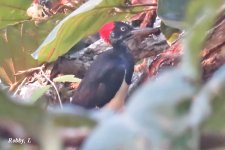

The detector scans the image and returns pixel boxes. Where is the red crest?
[99,22,115,44]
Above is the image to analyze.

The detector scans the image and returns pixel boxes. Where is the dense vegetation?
[0,0,225,150]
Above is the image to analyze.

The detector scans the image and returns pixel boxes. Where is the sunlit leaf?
[53,74,81,83]
[160,21,180,44]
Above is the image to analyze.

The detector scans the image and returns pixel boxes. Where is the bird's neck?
[112,41,129,53]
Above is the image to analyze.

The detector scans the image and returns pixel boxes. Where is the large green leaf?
[157,0,190,29]
[0,0,32,29]
[0,15,64,86]
[32,0,141,63]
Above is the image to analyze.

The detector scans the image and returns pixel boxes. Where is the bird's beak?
[129,27,160,38]
[120,27,161,44]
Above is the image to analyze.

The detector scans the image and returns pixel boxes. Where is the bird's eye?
[120,26,127,31]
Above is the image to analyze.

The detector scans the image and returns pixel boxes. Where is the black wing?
[72,50,125,109]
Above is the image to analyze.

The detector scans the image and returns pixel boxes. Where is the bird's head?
[99,21,134,45]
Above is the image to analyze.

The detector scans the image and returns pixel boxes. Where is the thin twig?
[14,66,45,76]
[13,77,28,96]
[96,3,157,9]
[120,8,157,14]
[14,64,63,108]
[126,3,158,8]
[40,68,63,109]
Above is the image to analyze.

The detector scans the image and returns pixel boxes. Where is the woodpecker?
[72,21,136,110]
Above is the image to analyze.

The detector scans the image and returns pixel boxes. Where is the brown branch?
[14,65,45,76]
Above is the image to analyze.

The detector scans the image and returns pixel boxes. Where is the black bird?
[72,22,136,110]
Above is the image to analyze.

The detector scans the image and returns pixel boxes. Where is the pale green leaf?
[30,85,51,103]
[53,75,81,83]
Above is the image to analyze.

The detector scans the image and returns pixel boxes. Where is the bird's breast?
[104,77,129,110]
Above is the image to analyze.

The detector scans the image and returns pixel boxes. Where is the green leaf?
[0,15,64,86]
[30,85,51,103]
[203,97,225,132]
[0,23,38,86]
[32,0,136,63]
[53,75,81,83]
[0,0,32,29]
[157,0,190,29]
[160,22,180,43]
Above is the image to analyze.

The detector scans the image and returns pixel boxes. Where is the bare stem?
[40,69,63,109]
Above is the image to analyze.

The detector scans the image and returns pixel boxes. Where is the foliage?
[0,16,64,86]
[0,0,225,150]
[0,0,149,86]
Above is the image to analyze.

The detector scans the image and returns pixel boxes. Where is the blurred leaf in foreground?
[0,89,96,149]
[81,0,224,150]
[157,0,190,29]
